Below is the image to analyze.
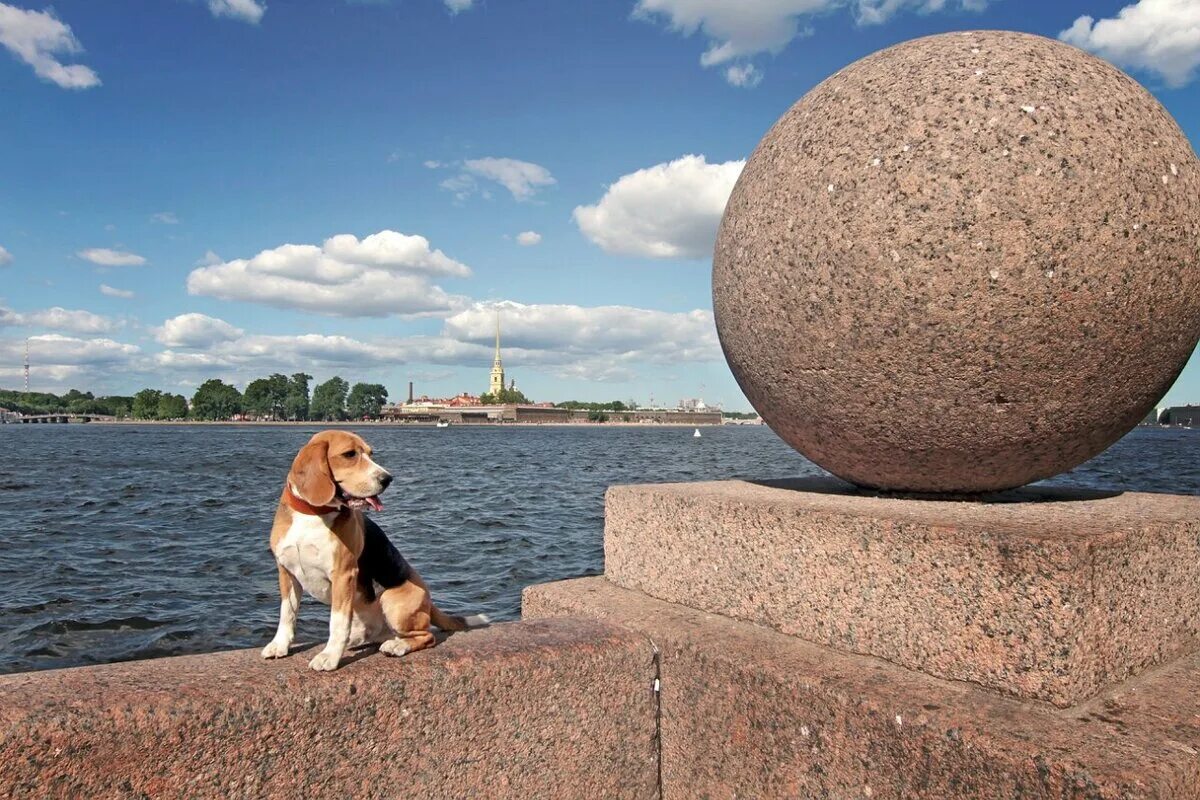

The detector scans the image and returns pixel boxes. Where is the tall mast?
[23,338,29,393]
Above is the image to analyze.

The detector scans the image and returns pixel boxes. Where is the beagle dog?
[262,430,485,671]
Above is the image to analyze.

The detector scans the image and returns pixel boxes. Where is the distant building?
[0,407,18,423]
[446,393,481,407]
[678,397,719,412]
[1162,405,1200,427]
[378,402,722,426]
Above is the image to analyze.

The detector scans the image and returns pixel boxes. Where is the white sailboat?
[693,428,702,438]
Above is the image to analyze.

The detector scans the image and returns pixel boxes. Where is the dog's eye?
[342,450,357,458]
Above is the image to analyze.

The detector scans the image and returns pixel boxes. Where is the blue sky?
[0,0,1197,410]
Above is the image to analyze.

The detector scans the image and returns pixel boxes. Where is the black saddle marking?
[356,517,412,602]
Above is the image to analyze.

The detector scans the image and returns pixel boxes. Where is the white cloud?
[0,334,139,367]
[635,0,826,66]
[24,308,117,334]
[346,0,474,11]
[323,231,471,277]
[635,0,989,83]
[0,245,11,267]
[146,334,469,385]
[186,230,470,317]
[439,173,477,202]
[0,364,86,385]
[208,0,266,24]
[196,250,223,266]
[0,305,119,334]
[151,211,180,225]
[153,313,245,348]
[516,231,542,246]
[77,248,147,267]
[442,302,722,366]
[724,62,762,87]
[461,157,556,201]
[573,154,744,259]
[423,159,444,169]
[0,3,100,89]
[1059,0,1200,88]
[854,0,990,25]
[141,300,721,387]
[157,333,430,374]
[99,284,135,299]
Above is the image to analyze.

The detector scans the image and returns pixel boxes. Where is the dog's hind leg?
[377,582,436,658]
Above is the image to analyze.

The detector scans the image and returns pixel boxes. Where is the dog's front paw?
[308,650,342,671]
[261,639,291,659]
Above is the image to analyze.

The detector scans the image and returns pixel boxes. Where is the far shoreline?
[8,418,752,428]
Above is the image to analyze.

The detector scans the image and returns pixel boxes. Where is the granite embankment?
[0,618,658,799]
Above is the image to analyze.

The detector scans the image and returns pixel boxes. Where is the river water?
[0,423,1195,675]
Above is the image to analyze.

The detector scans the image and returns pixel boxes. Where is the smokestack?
[408,381,414,404]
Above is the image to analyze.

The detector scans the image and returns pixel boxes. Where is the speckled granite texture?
[526,577,1200,800]
[602,478,1200,706]
[0,619,658,800]
[713,30,1200,493]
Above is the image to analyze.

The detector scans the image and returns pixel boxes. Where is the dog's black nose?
[380,473,393,490]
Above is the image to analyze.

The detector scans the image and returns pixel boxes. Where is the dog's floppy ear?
[290,438,336,506]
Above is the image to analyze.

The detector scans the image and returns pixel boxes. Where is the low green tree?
[243,380,270,418]
[554,400,627,412]
[62,389,94,405]
[132,388,163,420]
[480,386,530,405]
[157,393,189,419]
[243,375,288,419]
[346,382,388,419]
[285,372,312,421]
[0,389,130,417]
[99,396,133,418]
[265,373,289,418]
[310,376,349,421]
[191,379,242,421]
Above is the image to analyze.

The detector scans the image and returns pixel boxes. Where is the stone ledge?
[525,577,1200,800]
[0,618,658,800]
[602,478,1200,706]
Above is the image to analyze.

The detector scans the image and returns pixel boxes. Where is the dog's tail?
[431,605,490,632]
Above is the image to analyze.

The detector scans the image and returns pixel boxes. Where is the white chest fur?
[275,513,341,605]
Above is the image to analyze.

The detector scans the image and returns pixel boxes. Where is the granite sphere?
[713,31,1200,493]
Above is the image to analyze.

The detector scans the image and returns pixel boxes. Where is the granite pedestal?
[525,479,1200,798]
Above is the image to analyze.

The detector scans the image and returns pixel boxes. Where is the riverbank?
[75,419,736,427]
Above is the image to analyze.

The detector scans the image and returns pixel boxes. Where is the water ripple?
[0,423,1195,674]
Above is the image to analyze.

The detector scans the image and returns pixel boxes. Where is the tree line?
[480,386,531,405]
[0,388,134,417]
[554,400,633,412]
[1,374,389,421]
[164,374,389,421]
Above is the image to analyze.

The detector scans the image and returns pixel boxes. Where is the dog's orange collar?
[284,485,341,516]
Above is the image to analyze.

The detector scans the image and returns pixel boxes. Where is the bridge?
[9,414,117,424]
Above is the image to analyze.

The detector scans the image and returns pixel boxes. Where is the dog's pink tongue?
[365,496,383,512]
